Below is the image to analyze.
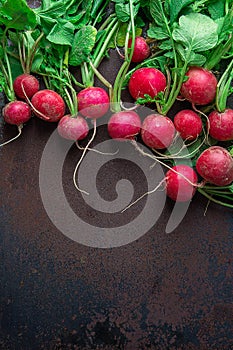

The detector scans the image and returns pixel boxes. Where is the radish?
[13,74,40,100]
[57,115,89,141]
[180,66,217,105]
[31,89,65,122]
[196,146,233,186]
[0,100,31,147]
[165,164,198,202]
[207,109,233,141]
[128,67,167,100]
[2,101,31,125]
[128,36,150,63]
[141,113,175,149]
[174,109,203,141]
[77,87,110,118]
[108,110,141,140]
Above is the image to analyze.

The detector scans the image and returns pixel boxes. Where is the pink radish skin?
[208,109,233,141]
[141,114,175,149]
[196,146,233,186]
[165,164,198,202]
[31,89,65,122]
[181,67,217,105]
[128,67,166,100]
[128,36,150,63]
[3,101,31,125]
[174,109,203,140]
[13,74,40,100]
[77,87,110,119]
[108,111,141,140]
[57,115,89,141]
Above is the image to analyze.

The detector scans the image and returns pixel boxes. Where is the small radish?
[128,67,166,100]
[108,110,141,140]
[77,87,110,118]
[31,89,65,122]
[196,146,233,186]
[141,113,175,149]
[0,100,31,147]
[165,164,198,202]
[57,115,89,141]
[174,109,203,141]
[2,100,31,125]
[207,109,233,141]
[13,74,40,100]
[180,66,217,105]
[128,36,150,63]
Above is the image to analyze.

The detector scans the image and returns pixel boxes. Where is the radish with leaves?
[13,73,40,100]
[180,66,218,106]
[128,67,167,100]
[141,114,175,150]
[31,89,65,122]
[108,110,141,140]
[165,165,198,202]
[196,146,233,186]
[57,115,89,141]
[77,87,110,119]
[128,36,150,63]
[174,109,203,141]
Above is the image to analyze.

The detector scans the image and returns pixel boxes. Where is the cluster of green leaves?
[131,0,233,115]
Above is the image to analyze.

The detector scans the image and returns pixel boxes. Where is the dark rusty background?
[0,1,233,349]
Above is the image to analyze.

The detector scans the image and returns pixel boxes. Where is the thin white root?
[120,100,138,111]
[191,103,210,144]
[121,178,166,213]
[76,141,119,156]
[0,124,23,147]
[131,140,200,187]
[73,119,97,195]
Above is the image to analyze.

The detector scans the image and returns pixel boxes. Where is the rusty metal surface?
[0,2,233,350]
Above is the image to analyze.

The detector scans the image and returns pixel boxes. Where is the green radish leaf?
[35,0,71,18]
[116,23,142,46]
[114,0,140,22]
[158,39,172,51]
[208,0,225,20]
[169,0,193,23]
[9,55,23,81]
[173,13,218,53]
[147,23,170,40]
[47,19,75,46]
[69,25,97,66]
[0,0,37,30]
[176,44,206,65]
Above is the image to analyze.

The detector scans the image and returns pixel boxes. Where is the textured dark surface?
[1,2,233,350]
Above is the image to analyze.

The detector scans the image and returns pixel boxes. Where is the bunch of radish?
[0,0,233,211]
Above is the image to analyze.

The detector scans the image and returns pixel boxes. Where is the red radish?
[57,115,89,141]
[174,109,203,141]
[196,146,233,186]
[31,89,65,122]
[208,109,233,141]
[77,87,110,118]
[108,110,141,140]
[13,74,40,100]
[128,36,150,63]
[141,113,175,149]
[3,100,31,125]
[128,67,166,100]
[180,66,217,105]
[165,164,198,202]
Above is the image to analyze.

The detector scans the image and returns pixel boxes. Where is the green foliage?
[0,0,37,30]
[69,25,97,66]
